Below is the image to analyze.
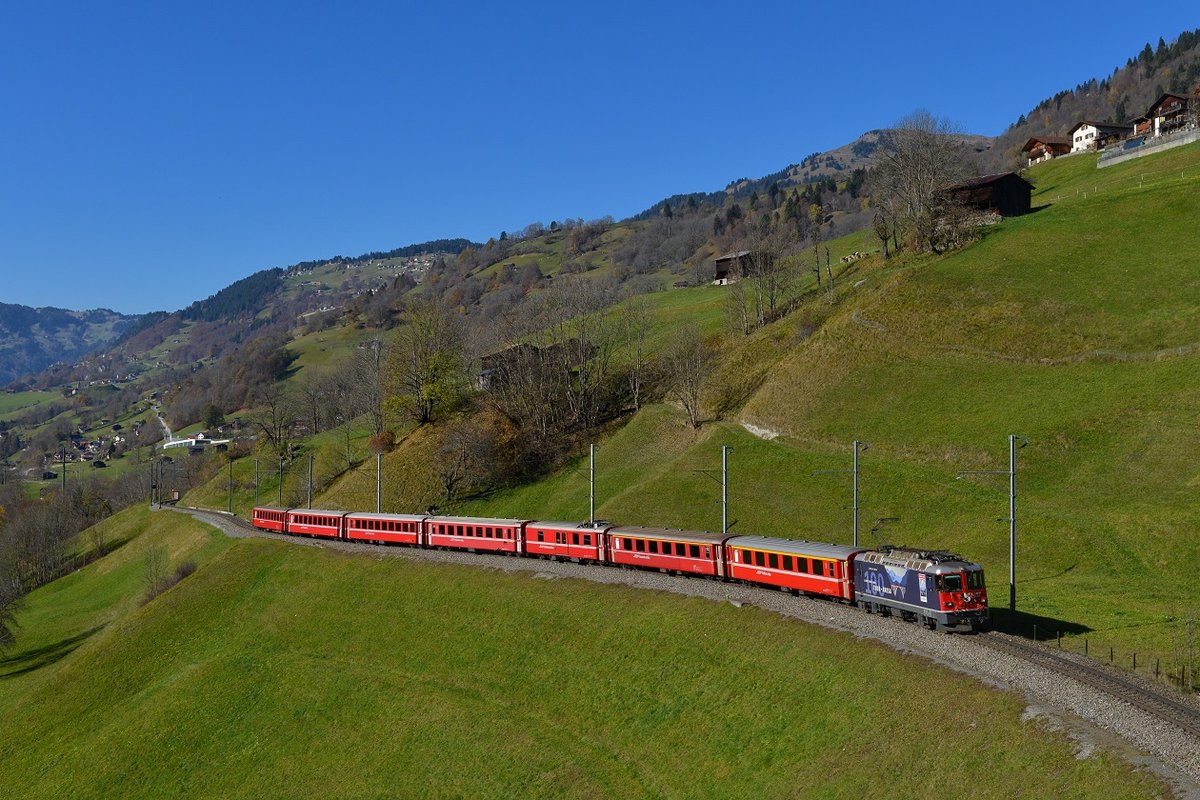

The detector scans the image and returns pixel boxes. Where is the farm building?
[941,173,1033,217]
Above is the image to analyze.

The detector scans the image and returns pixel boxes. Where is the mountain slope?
[0,303,137,385]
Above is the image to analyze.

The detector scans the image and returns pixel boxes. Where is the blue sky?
[1,3,1196,314]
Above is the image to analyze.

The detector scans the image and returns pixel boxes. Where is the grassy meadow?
[0,516,1168,798]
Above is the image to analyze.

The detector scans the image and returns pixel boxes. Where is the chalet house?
[1148,93,1193,137]
[941,173,1033,217]
[1132,115,1152,137]
[1021,136,1071,166]
[1068,121,1132,152]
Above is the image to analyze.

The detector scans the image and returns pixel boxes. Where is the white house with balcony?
[1068,121,1132,152]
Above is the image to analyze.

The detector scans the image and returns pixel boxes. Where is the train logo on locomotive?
[862,564,909,600]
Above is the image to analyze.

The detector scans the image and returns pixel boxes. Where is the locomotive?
[252,506,989,632]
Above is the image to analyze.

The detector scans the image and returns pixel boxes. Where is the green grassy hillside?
[0,523,1166,799]
[439,143,1200,672]
[0,506,230,708]
[177,143,1200,694]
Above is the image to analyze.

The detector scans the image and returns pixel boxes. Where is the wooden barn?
[941,172,1034,217]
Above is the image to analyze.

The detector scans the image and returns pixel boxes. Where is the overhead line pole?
[956,433,1026,613]
[813,440,869,546]
[722,445,729,535]
[693,445,733,534]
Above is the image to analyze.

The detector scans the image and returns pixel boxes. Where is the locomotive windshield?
[967,570,985,590]
[938,573,963,592]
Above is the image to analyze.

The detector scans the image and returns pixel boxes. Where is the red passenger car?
[425,516,527,554]
[252,506,289,533]
[344,513,426,546]
[285,508,347,540]
[606,527,729,576]
[724,536,862,600]
[524,521,610,562]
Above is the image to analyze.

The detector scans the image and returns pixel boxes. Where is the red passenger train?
[251,506,989,632]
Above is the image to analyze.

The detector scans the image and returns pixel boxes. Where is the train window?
[768,553,779,569]
[753,551,764,567]
[783,556,794,571]
[689,544,700,558]
[967,570,984,590]
[940,574,963,592]
[812,560,824,577]
[635,539,645,552]
[797,558,809,574]
[648,540,659,554]
[583,534,592,546]
[537,531,544,542]
[573,533,580,545]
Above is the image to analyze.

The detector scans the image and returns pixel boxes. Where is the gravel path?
[165,505,1200,798]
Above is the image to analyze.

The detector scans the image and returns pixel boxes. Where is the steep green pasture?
[729,146,1200,662]
[0,506,229,709]
[0,390,55,421]
[0,536,1165,799]
[289,323,373,373]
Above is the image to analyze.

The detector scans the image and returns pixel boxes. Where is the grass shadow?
[0,624,107,679]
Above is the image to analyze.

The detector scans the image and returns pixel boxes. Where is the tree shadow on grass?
[0,624,107,679]
[988,608,1091,640]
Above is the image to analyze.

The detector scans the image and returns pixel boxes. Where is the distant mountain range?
[0,303,138,386]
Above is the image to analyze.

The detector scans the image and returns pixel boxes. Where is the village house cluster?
[1022,92,1198,166]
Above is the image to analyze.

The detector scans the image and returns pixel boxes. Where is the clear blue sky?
[1,2,1195,314]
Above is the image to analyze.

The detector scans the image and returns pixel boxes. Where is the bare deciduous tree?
[621,295,651,412]
[664,324,716,429]
[871,109,974,252]
[388,300,467,426]
[435,417,496,505]
[248,384,299,459]
[0,576,21,651]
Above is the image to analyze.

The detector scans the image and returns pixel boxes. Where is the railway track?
[979,631,1200,738]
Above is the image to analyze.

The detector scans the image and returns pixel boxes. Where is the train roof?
[527,520,614,532]
[608,526,730,544]
[857,547,981,574]
[428,515,529,526]
[345,512,427,521]
[726,536,862,560]
[287,508,349,517]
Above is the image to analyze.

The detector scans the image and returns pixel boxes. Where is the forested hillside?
[0,303,136,385]
[991,27,1200,166]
